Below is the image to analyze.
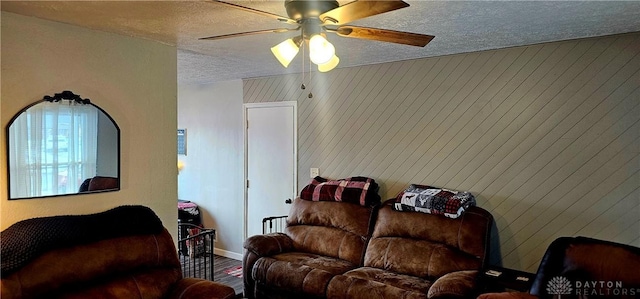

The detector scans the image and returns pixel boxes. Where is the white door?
[245,102,296,239]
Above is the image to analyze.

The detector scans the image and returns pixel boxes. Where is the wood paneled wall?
[244,33,640,271]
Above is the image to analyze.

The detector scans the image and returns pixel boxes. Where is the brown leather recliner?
[477,236,640,299]
[243,198,379,299]
[0,206,235,299]
[244,198,494,299]
[78,176,119,193]
[327,203,494,299]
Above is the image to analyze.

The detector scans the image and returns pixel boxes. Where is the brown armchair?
[477,236,640,299]
[0,206,235,299]
[243,198,379,299]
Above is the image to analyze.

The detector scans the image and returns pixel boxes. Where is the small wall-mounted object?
[177,129,187,155]
[178,160,185,174]
[6,90,120,199]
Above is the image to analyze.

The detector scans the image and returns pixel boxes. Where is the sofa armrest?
[243,233,294,299]
[244,233,294,256]
[427,270,479,299]
[477,292,538,299]
[168,278,236,299]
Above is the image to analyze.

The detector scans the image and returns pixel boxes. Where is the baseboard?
[214,248,243,260]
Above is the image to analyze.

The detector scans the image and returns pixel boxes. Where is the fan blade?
[210,0,298,25]
[319,0,409,25]
[330,25,434,47]
[200,28,300,41]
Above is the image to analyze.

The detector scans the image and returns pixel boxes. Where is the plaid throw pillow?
[393,184,476,219]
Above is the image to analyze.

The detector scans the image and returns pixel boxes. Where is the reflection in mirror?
[7,91,120,199]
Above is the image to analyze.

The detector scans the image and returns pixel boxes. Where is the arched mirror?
[6,91,120,200]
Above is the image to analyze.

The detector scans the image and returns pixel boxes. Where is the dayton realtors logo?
[547,276,573,296]
[547,276,639,297]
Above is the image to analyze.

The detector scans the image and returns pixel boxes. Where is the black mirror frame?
[5,91,121,200]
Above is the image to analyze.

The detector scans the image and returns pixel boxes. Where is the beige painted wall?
[177,80,245,257]
[244,33,640,271]
[1,12,178,241]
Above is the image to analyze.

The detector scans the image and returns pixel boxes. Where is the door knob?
[285,198,293,204]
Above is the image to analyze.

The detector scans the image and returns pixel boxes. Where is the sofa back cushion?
[364,204,493,279]
[285,198,376,265]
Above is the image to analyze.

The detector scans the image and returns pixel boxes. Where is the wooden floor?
[213,254,244,296]
[181,254,244,296]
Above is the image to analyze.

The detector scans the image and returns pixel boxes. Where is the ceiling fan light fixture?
[205,0,435,75]
[308,34,335,65]
[271,38,300,67]
[318,54,339,72]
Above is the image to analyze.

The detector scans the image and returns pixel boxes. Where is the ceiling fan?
[201,0,435,72]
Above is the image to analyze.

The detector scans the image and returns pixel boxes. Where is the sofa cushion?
[285,198,376,265]
[327,267,431,299]
[365,237,481,279]
[169,278,237,299]
[364,204,492,279]
[341,267,432,293]
[252,252,358,298]
[426,270,479,298]
[50,268,181,299]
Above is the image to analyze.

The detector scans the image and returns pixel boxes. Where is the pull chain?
[299,42,313,98]
[308,53,313,98]
[301,42,306,91]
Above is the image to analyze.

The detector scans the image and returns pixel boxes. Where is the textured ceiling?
[3,1,640,84]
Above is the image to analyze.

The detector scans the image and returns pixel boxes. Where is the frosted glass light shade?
[309,35,335,65]
[271,38,300,68]
[318,55,340,72]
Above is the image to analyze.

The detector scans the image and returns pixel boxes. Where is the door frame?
[243,101,297,241]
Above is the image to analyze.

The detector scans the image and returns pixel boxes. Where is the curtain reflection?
[8,102,98,198]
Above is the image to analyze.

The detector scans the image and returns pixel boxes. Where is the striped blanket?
[300,176,380,207]
[393,184,476,219]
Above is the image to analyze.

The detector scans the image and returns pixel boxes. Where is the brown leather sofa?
[243,198,378,299]
[0,206,235,299]
[477,236,640,299]
[243,199,494,299]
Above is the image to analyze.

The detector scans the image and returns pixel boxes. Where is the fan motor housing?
[285,0,339,20]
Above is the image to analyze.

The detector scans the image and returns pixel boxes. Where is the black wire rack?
[262,216,288,234]
[177,223,216,280]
